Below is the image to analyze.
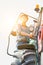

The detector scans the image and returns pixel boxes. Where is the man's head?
[19,13,28,23]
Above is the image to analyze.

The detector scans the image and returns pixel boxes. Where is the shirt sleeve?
[16,24,21,35]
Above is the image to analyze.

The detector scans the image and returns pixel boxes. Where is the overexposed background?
[0,0,43,65]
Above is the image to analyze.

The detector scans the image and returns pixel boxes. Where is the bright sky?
[0,0,43,35]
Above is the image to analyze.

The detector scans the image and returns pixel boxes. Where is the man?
[11,12,41,65]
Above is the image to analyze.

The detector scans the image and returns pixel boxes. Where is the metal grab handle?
[7,34,20,59]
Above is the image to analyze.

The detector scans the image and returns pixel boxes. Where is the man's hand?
[11,31,16,36]
[29,33,34,38]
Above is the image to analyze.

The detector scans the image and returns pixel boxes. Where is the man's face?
[20,15,28,23]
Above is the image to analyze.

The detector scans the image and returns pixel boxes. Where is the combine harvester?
[7,4,43,65]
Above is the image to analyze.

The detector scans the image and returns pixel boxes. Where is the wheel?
[11,49,40,65]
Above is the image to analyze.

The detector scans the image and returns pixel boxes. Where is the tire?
[11,49,40,65]
[11,49,36,65]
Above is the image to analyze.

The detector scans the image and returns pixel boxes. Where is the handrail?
[7,34,19,59]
